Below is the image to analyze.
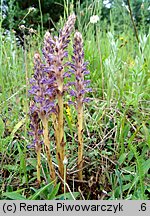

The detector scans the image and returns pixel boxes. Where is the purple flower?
[84,80,91,85]
[82,98,91,103]
[38,130,43,135]
[68,100,75,105]
[83,70,90,75]
[67,81,76,86]
[63,72,71,78]
[28,131,34,136]
[70,90,76,97]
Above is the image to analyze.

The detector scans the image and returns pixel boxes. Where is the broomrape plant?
[69,32,91,180]
[28,14,91,188]
[29,53,56,184]
[29,102,42,184]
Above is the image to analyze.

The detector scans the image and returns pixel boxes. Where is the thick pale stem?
[56,91,65,181]
[36,146,41,184]
[52,113,58,139]
[77,103,83,180]
[42,116,56,183]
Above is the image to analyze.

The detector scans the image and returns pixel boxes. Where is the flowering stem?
[41,115,56,183]
[77,103,83,180]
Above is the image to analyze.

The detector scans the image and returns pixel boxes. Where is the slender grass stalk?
[41,115,56,183]
[38,0,43,35]
[23,30,28,139]
[0,0,4,103]
[96,27,104,99]
[63,156,68,198]
[18,7,35,26]
[127,0,140,45]
[64,0,69,18]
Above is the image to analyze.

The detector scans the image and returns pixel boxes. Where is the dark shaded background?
[1,0,150,34]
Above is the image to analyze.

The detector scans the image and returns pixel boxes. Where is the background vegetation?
[0,0,150,200]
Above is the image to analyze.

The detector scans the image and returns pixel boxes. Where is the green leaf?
[147,188,150,193]
[118,153,127,165]
[10,118,25,139]
[29,181,55,200]
[28,158,37,168]
[128,151,134,162]
[101,150,112,156]
[122,174,134,182]
[17,143,28,184]
[0,117,5,137]
[122,183,132,191]
[48,182,60,200]
[55,192,80,200]
[124,165,135,172]
[3,164,18,171]
[2,192,26,200]
[142,159,150,175]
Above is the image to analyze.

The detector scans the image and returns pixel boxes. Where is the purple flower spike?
[29,53,56,116]
[68,31,91,105]
[43,31,55,64]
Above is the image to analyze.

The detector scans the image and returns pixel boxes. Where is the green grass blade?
[28,181,55,200]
